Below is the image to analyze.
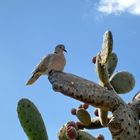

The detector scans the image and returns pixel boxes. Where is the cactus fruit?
[17,98,48,140]
[58,124,97,140]
[106,52,118,77]
[67,121,78,130]
[96,134,105,140]
[92,56,96,64]
[76,108,91,126]
[66,125,78,139]
[58,121,78,140]
[82,103,89,110]
[94,109,99,117]
[110,71,135,93]
[71,108,77,115]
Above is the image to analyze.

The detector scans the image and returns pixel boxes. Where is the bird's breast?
[51,55,66,71]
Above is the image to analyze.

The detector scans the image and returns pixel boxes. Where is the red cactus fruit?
[92,56,96,64]
[67,121,77,130]
[96,134,105,140]
[82,103,89,110]
[71,108,77,115]
[76,122,84,130]
[66,125,78,140]
[94,109,99,116]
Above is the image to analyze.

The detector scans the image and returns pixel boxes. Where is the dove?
[26,44,67,85]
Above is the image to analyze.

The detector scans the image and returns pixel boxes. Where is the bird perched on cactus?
[26,44,67,85]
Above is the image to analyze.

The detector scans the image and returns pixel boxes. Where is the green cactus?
[95,31,115,89]
[106,52,118,77]
[58,124,97,140]
[133,90,140,101]
[77,130,97,140]
[94,31,136,127]
[17,98,48,140]
[76,108,91,126]
[100,30,113,65]
[58,125,70,140]
[95,31,115,126]
[110,71,135,94]
[17,30,137,140]
[95,54,109,86]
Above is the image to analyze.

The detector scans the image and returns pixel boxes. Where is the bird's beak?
[64,49,67,53]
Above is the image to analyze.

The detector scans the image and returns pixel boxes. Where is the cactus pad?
[110,71,135,93]
[100,30,113,65]
[95,54,109,85]
[106,52,118,77]
[17,98,48,140]
[76,108,91,126]
[77,130,97,140]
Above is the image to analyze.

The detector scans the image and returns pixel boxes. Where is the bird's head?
[54,44,67,54]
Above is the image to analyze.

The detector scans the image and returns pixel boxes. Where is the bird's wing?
[32,54,52,74]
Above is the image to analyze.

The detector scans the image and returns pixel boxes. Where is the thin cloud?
[97,0,140,15]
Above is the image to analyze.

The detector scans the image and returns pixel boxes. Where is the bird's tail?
[26,73,41,86]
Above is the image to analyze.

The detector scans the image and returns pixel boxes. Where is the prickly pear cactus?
[110,71,135,94]
[95,54,110,86]
[100,31,113,65]
[58,122,97,140]
[95,31,115,126]
[58,125,69,140]
[106,52,118,77]
[76,108,91,126]
[18,30,138,140]
[77,130,97,140]
[17,98,48,140]
[93,30,135,126]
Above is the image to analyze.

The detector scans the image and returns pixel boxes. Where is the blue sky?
[0,0,140,140]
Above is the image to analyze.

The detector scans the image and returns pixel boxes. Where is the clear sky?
[0,0,140,140]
